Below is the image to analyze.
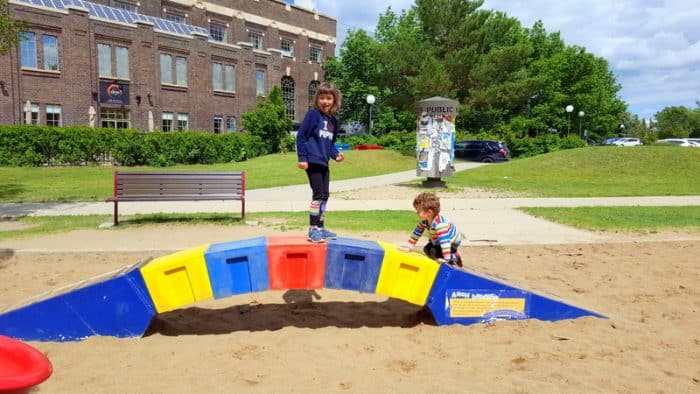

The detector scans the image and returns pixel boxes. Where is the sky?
[291,0,700,120]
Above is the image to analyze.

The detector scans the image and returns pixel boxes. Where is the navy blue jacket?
[296,108,340,167]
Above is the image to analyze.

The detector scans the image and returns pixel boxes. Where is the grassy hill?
[0,150,415,203]
[451,146,700,197]
[1,146,699,203]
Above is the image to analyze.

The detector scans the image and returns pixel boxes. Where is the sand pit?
[0,224,698,392]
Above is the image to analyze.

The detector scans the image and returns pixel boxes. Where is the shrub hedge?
[1,125,588,167]
[0,125,265,167]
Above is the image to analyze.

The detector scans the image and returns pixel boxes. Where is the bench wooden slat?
[113,195,243,201]
[116,185,244,192]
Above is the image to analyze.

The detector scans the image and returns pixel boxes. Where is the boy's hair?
[313,82,342,115]
[413,192,440,214]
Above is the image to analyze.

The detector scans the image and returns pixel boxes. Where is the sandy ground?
[0,222,698,392]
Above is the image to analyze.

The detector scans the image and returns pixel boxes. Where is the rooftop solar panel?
[17,0,208,37]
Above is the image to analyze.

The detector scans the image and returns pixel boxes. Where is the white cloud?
[294,0,316,10]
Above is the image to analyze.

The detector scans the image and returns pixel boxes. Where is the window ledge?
[213,90,237,98]
[161,83,188,92]
[21,68,61,78]
[99,76,131,82]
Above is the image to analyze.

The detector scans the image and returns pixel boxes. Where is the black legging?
[306,163,329,226]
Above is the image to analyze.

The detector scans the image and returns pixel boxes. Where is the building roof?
[15,0,209,37]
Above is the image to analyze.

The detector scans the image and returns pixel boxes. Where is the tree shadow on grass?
[0,184,25,201]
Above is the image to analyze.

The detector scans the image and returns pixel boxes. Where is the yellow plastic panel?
[140,244,213,313]
[375,241,440,305]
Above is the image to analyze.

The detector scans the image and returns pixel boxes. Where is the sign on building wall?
[99,81,130,105]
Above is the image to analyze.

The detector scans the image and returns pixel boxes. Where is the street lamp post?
[366,94,376,135]
[620,123,625,136]
[578,110,585,136]
[565,105,574,136]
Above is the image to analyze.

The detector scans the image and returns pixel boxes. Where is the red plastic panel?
[266,236,327,290]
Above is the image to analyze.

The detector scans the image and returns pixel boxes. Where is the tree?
[655,106,694,139]
[241,86,291,153]
[328,0,626,138]
[0,0,25,55]
[324,29,380,126]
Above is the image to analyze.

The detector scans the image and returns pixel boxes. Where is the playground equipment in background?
[0,335,53,393]
[0,236,604,342]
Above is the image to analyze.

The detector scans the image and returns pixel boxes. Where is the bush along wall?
[0,125,266,167]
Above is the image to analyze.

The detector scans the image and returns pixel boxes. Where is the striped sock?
[309,200,321,226]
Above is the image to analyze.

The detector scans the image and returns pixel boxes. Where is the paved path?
[2,161,699,246]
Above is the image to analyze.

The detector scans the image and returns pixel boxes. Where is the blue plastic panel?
[325,237,383,293]
[204,237,269,298]
[0,263,156,342]
[426,265,605,326]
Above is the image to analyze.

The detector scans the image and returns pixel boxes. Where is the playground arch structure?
[0,236,604,342]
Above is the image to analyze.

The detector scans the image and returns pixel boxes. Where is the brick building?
[0,0,336,132]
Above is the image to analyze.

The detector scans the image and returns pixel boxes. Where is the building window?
[226,116,237,133]
[176,56,187,86]
[42,35,59,70]
[308,80,320,108]
[101,109,130,129]
[162,112,173,131]
[160,54,187,86]
[212,62,235,92]
[224,65,235,92]
[210,23,227,42]
[248,31,263,50]
[281,39,294,57]
[115,47,129,79]
[46,104,62,126]
[310,46,322,63]
[19,32,37,68]
[22,103,39,124]
[20,32,60,71]
[160,54,172,84]
[177,113,189,131]
[113,1,137,12]
[98,44,111,76]
[256,70,265,96]
[165,13,185,23]
[282,76,295,120]
[212,63,223,91]
[98,44,129,79]
[213,116,223,134]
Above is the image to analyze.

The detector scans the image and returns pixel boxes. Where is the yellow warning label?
[449,298,526,318]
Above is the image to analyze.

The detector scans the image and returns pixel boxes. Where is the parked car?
[454,140,510,162]
[602,137,623,145]
[612,138,642,146]
[656,138,696,147]
[685,138,700,146]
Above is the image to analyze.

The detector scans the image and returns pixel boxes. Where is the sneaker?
[307,227,325,243]
[320,228,337,239]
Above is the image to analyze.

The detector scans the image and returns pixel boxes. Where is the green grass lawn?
[0,211,417,241]
[3,145,698,203]
[520,206,700,233]
[451,146,700,197]
[0,150,414,203]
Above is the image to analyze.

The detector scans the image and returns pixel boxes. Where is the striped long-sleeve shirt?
[407,215,462,261]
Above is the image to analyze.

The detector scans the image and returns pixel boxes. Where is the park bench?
[106,171,245,226]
